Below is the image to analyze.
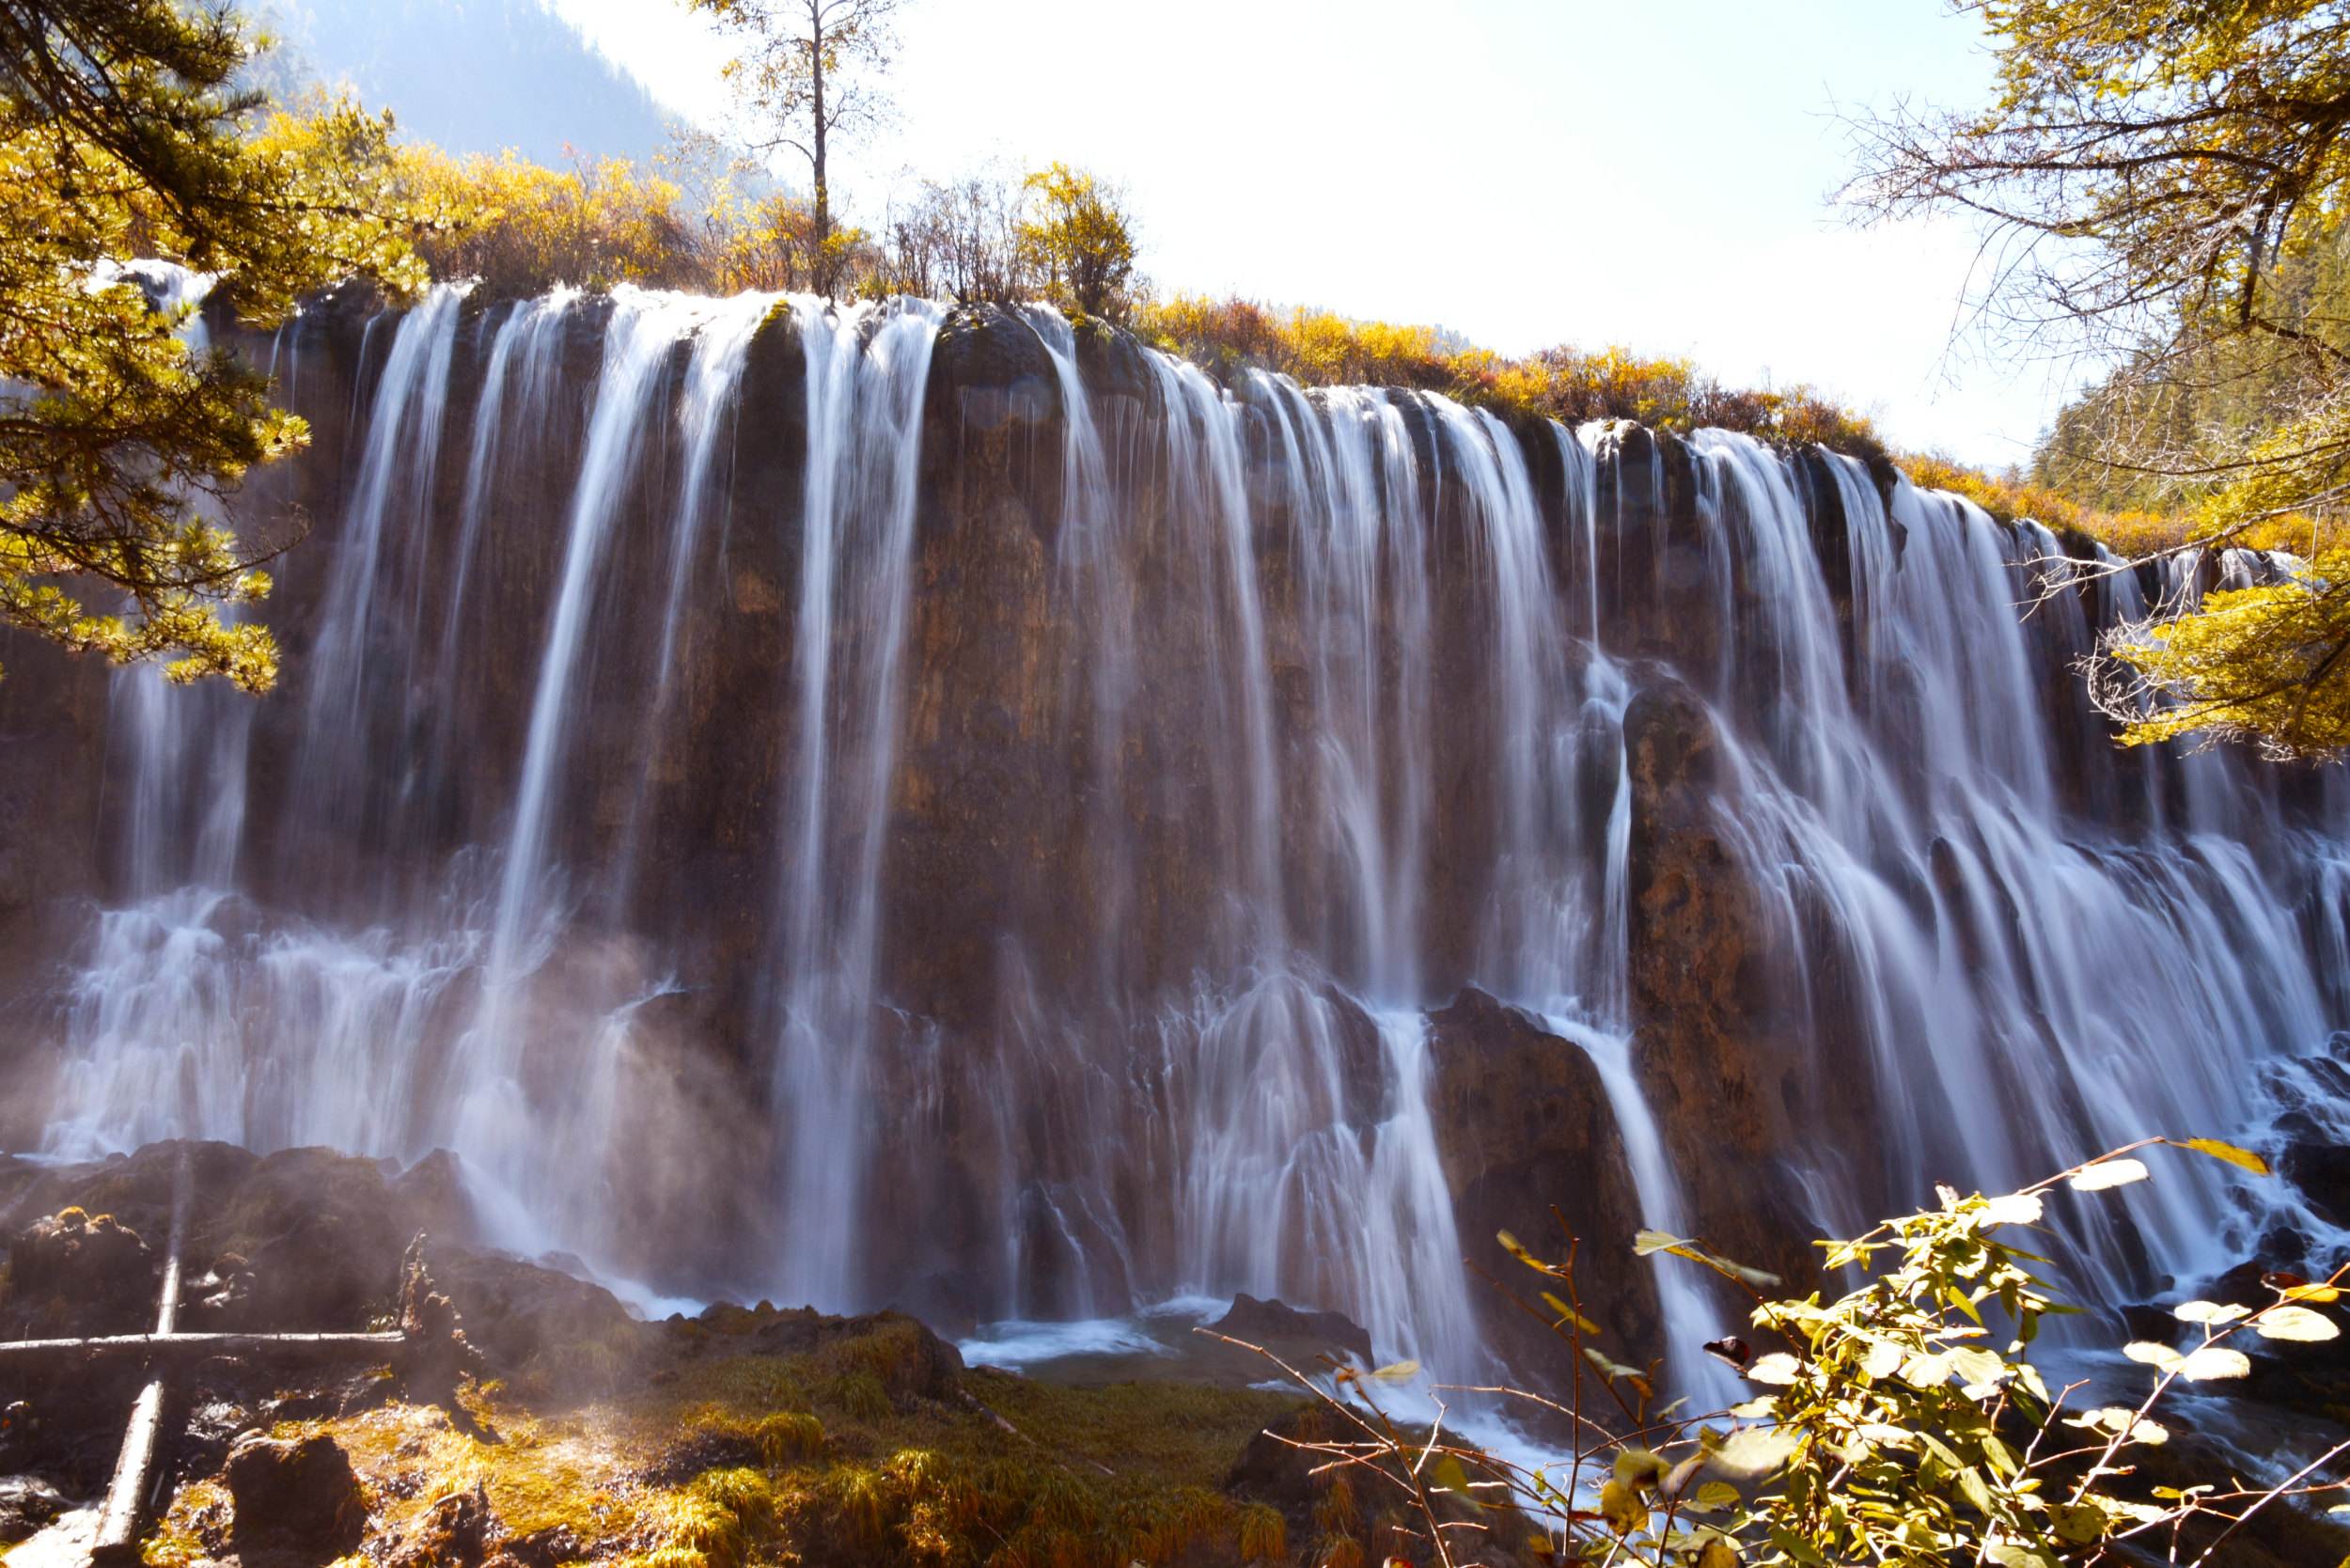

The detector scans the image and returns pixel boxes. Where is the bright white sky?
[550,0,2081,468]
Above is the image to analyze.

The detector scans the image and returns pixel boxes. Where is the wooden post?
[90,1149,190,1567]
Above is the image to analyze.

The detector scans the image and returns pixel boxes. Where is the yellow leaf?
[1599,1479,1647,1534]
[1614,1448,1668,1489]
[2172,1137,2272,1176]
[1541,1291,1601,1334]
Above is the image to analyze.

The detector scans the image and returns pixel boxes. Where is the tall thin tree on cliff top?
[688,0,900,296]
[1845,0,2350,760]
[0,0,422,691]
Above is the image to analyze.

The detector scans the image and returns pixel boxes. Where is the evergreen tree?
[0,0,422,691]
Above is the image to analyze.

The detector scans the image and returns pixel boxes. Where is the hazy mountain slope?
[254,0,677,165]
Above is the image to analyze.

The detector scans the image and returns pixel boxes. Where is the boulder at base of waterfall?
[427,1249,635,1386]
[3,1207,152,1332]
[224,1432,367,1557]
[2281,1138,2350,1232]
[1211,1294,1373,1366]
[1424,985,1661,1389]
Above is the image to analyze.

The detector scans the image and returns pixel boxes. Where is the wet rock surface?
[1209,1294,1373,1366]
[1622,680,1830,1326]
[0,1140,480,1339]
[0,1473,67,1543]
[1425,985,1662,1383]
[4,1206,152,1336]
[224,1431,367,1558]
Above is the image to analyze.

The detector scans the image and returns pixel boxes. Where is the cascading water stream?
[22,282,2350,1412]
[770,296,944,1311]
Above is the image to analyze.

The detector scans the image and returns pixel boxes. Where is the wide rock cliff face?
[1,286,2345,1389]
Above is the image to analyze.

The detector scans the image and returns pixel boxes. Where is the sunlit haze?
[547,0,2076,468]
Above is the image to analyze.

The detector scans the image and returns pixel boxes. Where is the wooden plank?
[91,1148,193,1567]
[0,1329,411,1361]
[90,1377,164,1564]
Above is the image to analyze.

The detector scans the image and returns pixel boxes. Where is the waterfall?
[22,287,2350,1403]
[771,296,944,1310]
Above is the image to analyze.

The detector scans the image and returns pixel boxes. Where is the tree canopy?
[687,0,899,294]
[1850,0,2350,759]
[0,0,422,690]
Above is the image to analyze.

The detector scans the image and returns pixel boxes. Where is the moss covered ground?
[141,1310,1309,1568]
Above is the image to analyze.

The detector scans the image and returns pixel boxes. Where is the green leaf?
[1979,1192,2044,1226]
[1660,1452,1707,1499]
[1954,1465,1995,1515]
[2052,1501,2108,1544]
[2176,1346,2252,1380]
[1693,1480,1743,1511]
[2172,1137,2272,1176]
[1615,1448,1668,1488]
[1584,1345,1643,1383]
[2070,1405,2167,1445]
[2069,1157,2150,1191]
[1634,1229,1689,1256]
[2173,1299,2249,1325]
[2123,1341,2184,1372]
[1745,1352,1802,1385]
[2251,1304,2340,1341]
[1767,1527,1833,1566]
[1368,1358,1420,1381]
[1950,1346,2008,1389]
[1710,1426,1798,1478]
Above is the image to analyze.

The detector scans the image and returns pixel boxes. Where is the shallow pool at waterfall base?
[956,1294,1231,1372]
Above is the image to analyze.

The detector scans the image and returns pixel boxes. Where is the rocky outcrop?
[1622,682,1829,1320]
[0,1141,481,1338]
[1210,1294,1373,1366]
[1424,986,1660,1382]
[224,1431,368,1558]
[4,1206,152,1336]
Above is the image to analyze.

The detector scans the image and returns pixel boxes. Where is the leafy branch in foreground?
[1225,1136,2347,1567]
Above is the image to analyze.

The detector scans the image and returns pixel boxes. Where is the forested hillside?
[249,0,674,164]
